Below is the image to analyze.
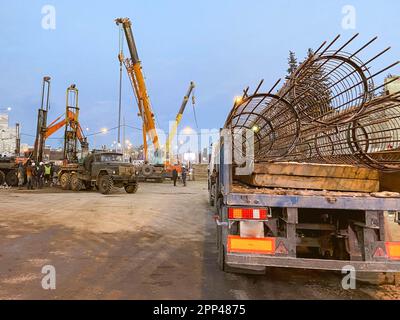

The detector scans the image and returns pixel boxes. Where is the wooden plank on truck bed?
[379,171,400,193]
[253,162,379,180]
[237,173,379,192]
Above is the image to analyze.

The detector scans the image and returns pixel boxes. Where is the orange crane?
[115,17,160,163]
[116,18,197,180]
[116,17,165,181]
[33,78,88,163]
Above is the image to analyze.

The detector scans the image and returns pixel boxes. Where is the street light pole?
[15,123,20,156]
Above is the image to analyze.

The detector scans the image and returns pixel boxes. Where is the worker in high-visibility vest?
[44,163,52,187]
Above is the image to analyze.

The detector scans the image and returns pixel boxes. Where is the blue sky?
[1,0,400,149]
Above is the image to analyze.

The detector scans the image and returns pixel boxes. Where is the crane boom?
[115,17,160,162]
[166,81,195,164]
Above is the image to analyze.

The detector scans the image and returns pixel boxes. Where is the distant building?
[25,146,64,162]
[0,114,17,156]
[384,76,400,95]
[20,143,30,154]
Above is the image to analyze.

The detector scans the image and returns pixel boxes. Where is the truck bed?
[228,181,400,211]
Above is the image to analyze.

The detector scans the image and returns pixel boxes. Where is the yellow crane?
[165,81,195,172]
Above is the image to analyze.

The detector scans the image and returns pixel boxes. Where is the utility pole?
[122,117,126,158]
[15,123,20,156]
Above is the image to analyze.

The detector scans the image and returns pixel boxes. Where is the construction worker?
[44,162,51,186]
[17,163,25,189]
[26,163,34,190]
[172,168,178,187]
[51,163,58,186]
[181,165,187,187]
[37,162,45,189]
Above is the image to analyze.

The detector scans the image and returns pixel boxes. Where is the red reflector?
[275,241,289,255]
[373,247,387,258]
[228,207,267,220]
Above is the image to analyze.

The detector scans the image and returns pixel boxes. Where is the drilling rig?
[33,77,88,164]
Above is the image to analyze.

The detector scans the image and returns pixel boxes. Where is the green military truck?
[58,151,139,195]
[0,157,18,186]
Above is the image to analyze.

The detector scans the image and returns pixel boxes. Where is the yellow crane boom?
[166,81,195,165]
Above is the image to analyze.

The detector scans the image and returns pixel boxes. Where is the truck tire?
[70,174,83,192]
[6,170,18,186]
[0,170,6,185]
[219,241,266,274]
[217,227,226,272]
[84,181,92,191]
[60,172,71,190]
[209,185,215,206]
[218,244,226,272]
[124,184,138,194]
[216,204,266,275]
[98,175,113,194]
[142,164,153,177]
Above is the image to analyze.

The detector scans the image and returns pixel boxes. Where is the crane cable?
[191,86,199,130]
[117,24,124,144]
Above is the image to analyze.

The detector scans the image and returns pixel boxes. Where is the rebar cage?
[226,34,400,171]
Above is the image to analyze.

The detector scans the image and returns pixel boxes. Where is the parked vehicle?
[0,156,20,186]
[209,137,400,275]
[58,151,139,194]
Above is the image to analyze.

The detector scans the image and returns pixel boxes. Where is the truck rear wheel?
[216,207,266,275]
[98,175,113,194]
[124,184,138,194]
[0,170,6,185]
[142,164,153,177]
[60,173,71,190]
[219,242,266,274]
[217,239,226,272]
[209,184,215,206]
[6,170,18,186]
[84,181,92,190]
[70,174,83,191]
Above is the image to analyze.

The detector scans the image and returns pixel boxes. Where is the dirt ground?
[0,181,399,300]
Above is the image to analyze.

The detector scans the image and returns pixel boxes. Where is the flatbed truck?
[209,138,400,275]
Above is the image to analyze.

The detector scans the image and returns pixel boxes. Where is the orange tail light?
[227,235,275,254]
[386,242,400,260]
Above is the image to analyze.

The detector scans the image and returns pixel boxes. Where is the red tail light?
[228,207,268,220]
